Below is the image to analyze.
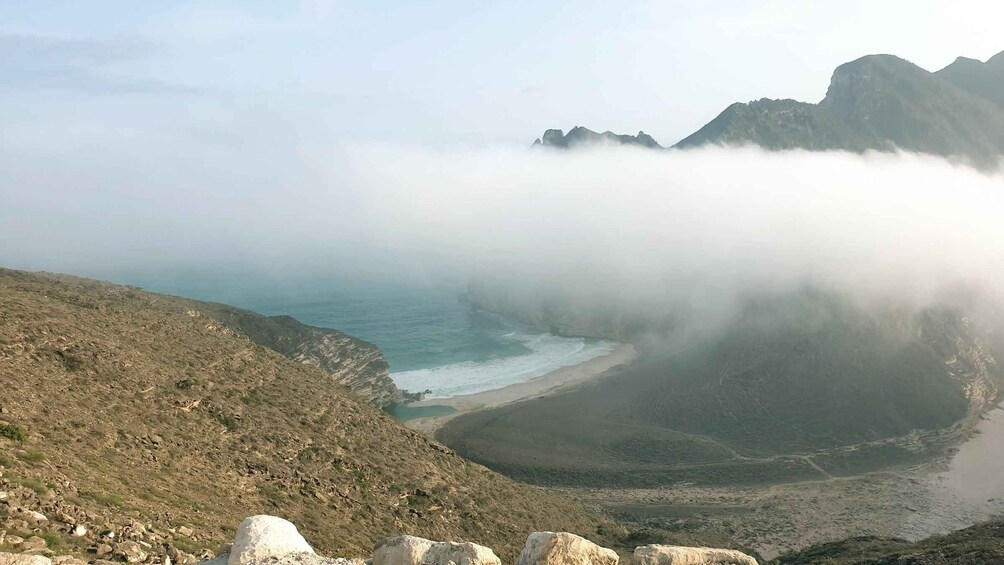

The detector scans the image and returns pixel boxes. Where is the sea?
[127,276,614,404]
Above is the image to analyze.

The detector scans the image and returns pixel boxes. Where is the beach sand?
[405,342,637,434]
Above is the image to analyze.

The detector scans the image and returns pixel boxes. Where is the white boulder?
[374,536,436,565]
[632,544,758,565]
[517,532,618,565]
[422,541,500,565]
[228,516,316,565]
[0,553,53,565]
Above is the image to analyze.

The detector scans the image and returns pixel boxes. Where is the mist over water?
[3,144,1004,332]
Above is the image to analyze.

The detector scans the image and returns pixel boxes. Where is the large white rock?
[422,542,500,565]
[0,553,53,565]
[374,536,436,565]
[517,532,618,565]
[228,516,316,565]
[632,544,758,565]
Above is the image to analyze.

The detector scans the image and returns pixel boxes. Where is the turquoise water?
[127,276,614,400]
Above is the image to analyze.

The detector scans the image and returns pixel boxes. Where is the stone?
[116,540,149,563]
[4,537,24,547]
[517,533,618,565]
[632,545,758,565]
[96,544,114,556]
[22,511,47,524]
[422,542,500,565]
[71,525,87,537]
[51,557,88,565]
[177,526,194,538]
[0,552,52,565]
[228,516,314,565]
[373,536,435,565]
[21,537,47,552]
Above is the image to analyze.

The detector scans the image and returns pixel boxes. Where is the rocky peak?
[532,127,662,149]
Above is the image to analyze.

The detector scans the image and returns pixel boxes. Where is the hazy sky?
[2,1,1003,147]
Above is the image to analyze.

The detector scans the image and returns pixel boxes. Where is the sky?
[1,0,1003,147]
[1,1,1003,302]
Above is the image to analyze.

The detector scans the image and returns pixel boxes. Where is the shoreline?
[404,342,637,435]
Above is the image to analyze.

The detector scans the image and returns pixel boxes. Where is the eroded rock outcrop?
[0,553,52,565]
[517,532,618,565]
[229,516,315,565]
[373,536,436,565]
[633,544,758,565]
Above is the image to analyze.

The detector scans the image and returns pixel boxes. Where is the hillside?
[442,289,1002,488]
[0,269,621,563]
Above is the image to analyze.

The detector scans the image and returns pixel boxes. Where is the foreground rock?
[229,516,315,565]
[423,541,500,565]
[0,554,52,565]
[193,516,755,565]
[374,536,435,565]
[517,532,618,565]
[633,544,758,565]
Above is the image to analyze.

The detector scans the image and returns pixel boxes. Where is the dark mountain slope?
[771,520,1004,564]
[0,268,618,563]
[677,54,1004,165]
[442,289,1001,487]
[936,50,1004,109]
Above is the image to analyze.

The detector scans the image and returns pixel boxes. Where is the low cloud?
[2,141,1003,318]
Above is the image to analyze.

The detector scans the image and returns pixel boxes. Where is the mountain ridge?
[533,49,1004,166]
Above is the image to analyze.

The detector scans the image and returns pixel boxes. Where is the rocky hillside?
[195,304,407,408]
[532,127,662,149]
[0,268,622,564]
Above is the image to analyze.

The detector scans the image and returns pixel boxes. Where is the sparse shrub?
[215,414,238,432]
[17,451,44,463]
[42,532,63,550]
[0,423,27,443]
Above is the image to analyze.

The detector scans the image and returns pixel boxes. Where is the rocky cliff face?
[196,305,406,408]
[532,127,662,150]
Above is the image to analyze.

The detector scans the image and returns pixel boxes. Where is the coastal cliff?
[196,305,407,408]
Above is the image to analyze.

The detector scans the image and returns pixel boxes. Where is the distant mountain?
[532,126,662,149]
[936,51,1004,109]
[533,50,1004,166]
[677,53,1004,165]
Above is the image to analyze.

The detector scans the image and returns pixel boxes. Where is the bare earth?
[405,343,637,434]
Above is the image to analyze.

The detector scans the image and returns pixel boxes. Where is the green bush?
[0,423,27,443]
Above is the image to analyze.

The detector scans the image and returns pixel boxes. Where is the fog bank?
[2,144,1002,315]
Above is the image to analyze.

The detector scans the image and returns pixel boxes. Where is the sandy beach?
[405,342,637,434]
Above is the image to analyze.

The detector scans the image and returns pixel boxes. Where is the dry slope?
[0,269,619,563]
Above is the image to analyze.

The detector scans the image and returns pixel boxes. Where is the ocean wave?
[390,330,615,398]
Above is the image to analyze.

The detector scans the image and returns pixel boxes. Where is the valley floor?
[573,401,1004,560]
